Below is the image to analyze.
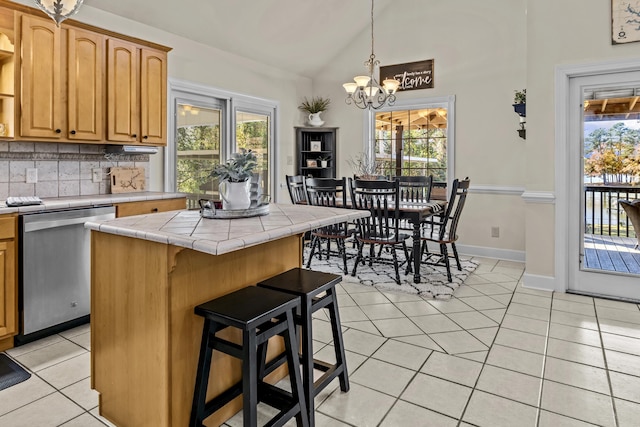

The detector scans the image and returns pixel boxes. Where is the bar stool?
[257,268,349,427]
[190,286,309,427]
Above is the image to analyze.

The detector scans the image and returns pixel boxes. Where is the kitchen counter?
[85,203,367,255]
[0,191,185,214]
[89,204,368,427]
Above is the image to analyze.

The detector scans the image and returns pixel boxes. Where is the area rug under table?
[304,247,478,300]
[0,353,31,391]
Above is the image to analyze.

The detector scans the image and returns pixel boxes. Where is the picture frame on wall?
[306,159,317,168]
[310,140,322,151]
[612,0,640,44]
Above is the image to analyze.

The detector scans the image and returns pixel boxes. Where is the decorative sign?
[612,0,640,44]
[380,59,434,92]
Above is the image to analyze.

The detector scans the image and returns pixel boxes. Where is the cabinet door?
[0,240,16,339]
[140,47,166,145]
[107,38,138,143]
[67,28,104,141]
[20,14,62,138]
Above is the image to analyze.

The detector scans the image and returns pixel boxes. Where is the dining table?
[396,200,447,283]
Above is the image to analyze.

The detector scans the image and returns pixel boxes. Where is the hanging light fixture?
[34,0,84,26]
[343,0,400,110]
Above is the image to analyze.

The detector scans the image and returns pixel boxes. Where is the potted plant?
[317,155,331,168]
[298,96,330,127]
[209,149,257,210]
[513,89,526,117]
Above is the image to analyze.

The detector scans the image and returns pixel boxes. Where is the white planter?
[320,160,328,168]
[219,180,251,210]
[307,112,325,127]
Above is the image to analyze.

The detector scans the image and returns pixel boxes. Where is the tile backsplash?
[0,141,150,200]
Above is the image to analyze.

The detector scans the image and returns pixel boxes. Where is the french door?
[568,71,640,301]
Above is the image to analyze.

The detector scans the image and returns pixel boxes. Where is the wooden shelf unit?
[295,126,337,179]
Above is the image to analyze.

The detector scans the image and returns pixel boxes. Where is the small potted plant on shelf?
[298,96,331,127]
[513,89,526,117]
[317,155,331,168]
[208,149,257,210]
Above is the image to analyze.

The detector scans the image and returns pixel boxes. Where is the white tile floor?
[2,257,640,426]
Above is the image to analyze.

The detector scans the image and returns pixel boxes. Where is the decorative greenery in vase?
[347,152,381,179]
[298,96,331,114]
[513,89,526,104]
[209,149,257,182]
[316,155,331,162]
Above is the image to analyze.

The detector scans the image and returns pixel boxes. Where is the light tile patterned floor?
[1,257,640,426]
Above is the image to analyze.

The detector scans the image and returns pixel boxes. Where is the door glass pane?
[375,108,447,181]
[582,86,640,275]
[176,103,221,208]
[236,110,270,199]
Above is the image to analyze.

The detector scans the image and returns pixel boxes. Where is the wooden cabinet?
[107,38,138,143]
[107,40,167,145]
[67,28,104,141]
[114,197,186,218]
[20,14,62,139]
[140,47,166,145]
[0,1,170,145]
[0,7,14,139]
[0,215,17,351]
[295,127,337,179]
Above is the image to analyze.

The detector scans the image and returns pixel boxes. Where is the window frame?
[366,95,456,186]
[167,78,279,201]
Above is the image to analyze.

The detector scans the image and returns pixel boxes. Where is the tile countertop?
[85,203,369,256]
[0,192,186,215]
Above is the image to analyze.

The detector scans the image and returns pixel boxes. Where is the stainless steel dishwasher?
[17,206,116,343]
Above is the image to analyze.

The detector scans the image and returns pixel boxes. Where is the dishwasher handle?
[23,212,115,233]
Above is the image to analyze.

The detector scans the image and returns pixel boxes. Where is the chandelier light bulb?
[354,75,371,88]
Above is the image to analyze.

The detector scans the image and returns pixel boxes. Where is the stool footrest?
[263,352,288,377]
[313,359,347,395]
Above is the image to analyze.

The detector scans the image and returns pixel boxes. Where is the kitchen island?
[85,204,368,427]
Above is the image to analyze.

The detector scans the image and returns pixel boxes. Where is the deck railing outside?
[585,185,640,236]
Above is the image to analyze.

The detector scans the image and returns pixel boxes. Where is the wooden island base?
[91,231,302,427]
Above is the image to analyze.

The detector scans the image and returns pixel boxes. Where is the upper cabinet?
[68,28,104,141]
[106,40,166,146]
[20,14,62,139]
[107,39,139,143]
[140,47,167,145]
[0,1,171,145]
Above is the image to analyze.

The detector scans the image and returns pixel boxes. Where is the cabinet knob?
[151,208,158,212]
[143,135,148,139]
[70,130,76,135]
[132,134,137,138]
[55,129,61,133]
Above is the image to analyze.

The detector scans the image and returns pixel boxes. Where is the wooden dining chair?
[394,175,433,204]
[349,178,411,284]
[305,177,352,274]
[419,177,470,282]
[286,175,308,204]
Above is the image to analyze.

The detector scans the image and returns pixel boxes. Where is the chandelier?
[34,0,84,26]
[342,0,400,110]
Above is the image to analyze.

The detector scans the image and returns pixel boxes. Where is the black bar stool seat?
[190,286,309,427]
[257,268,349,427]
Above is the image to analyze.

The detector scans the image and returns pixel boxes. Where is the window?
[368,96,455,184]
[167,80,277,207]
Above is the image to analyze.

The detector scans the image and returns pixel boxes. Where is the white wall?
[10,0,314,201]
[526,0,640,279]
[313,0,528,259]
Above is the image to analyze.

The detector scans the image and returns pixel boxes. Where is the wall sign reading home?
[380,59,434,92]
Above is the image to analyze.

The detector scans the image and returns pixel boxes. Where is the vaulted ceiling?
[83,0,394,77]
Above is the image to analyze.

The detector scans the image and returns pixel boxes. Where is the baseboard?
[522,273,560,292]
[456,244,525,262]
